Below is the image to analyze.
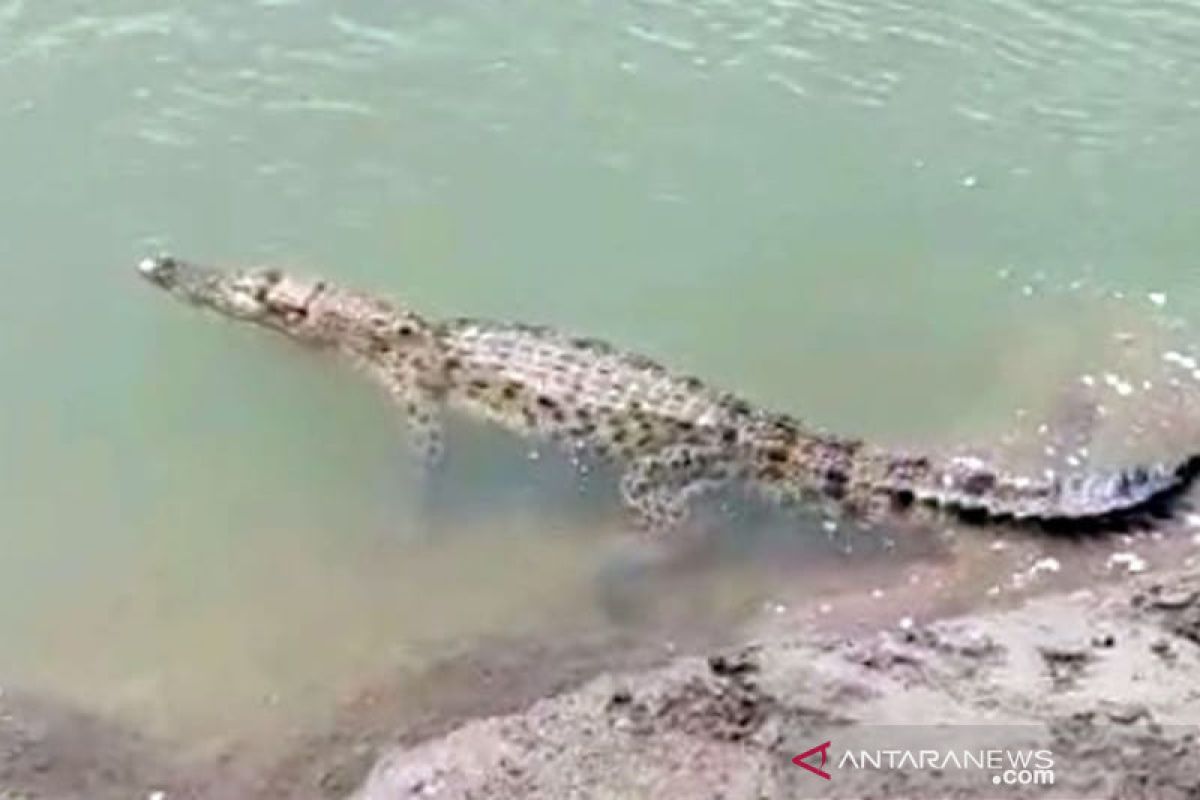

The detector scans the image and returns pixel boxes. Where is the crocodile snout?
[137,255,179,287]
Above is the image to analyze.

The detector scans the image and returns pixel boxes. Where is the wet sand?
[6,518,1200,799]
[351,545,1200,800]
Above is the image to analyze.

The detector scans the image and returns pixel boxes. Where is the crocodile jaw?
[137,255,277,319]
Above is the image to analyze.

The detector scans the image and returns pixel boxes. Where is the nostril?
[137,255,175,282]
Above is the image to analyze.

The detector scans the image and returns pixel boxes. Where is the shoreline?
[5,537,1200,799]
[351,559,1200,799]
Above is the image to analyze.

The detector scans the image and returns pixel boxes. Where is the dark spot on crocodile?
[501,382,520,400]
[636,433,656,449]
[612,429,627,444]
[721,428,738,445]
[397,323,416,338]
[823,484,847,501]
[961,471,997,496]
[891,489,915,508]
[625,477,649,496]
[956,506,990,524]
[729,399,753,416]
[765,448,789,463]
[627,353,663,372]
[890,456,931,478]
[675,420,695,433]
[470,378,491,391]
[444,356,462,373]
[669,451,693,469]
[570,335,612,354]
[772,417,800,435]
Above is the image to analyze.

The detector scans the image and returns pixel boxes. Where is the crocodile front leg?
[363,360,447,469]
[619,443,741,532]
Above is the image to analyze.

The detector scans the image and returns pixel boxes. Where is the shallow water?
[3,0,1200,755]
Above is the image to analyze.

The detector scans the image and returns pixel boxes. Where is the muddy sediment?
[350,564,1200,800]
[0,688,192,800]
[6,551,1200,798]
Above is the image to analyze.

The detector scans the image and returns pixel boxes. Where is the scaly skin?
[137,256,1198,532]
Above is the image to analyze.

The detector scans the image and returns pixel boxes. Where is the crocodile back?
[436,319,756,458]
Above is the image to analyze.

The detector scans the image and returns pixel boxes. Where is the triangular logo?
[792,740,832,780]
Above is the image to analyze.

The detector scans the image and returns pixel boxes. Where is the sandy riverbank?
[350,562,1200,800]
[5,539,1200,799]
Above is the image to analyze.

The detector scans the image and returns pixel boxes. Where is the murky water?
[3,0,1200,759]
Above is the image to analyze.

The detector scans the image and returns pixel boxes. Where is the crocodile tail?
[900,454,1200,523]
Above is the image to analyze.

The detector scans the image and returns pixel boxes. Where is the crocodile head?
[137,255,432,354]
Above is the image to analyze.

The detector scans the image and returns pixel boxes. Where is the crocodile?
[137,255,1200,533]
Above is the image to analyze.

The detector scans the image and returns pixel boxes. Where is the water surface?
[2,0,1200,753]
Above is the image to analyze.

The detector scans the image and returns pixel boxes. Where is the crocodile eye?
[397,323,415,337]
[250,269,283,300]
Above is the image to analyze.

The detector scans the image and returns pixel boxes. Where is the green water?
[2,0,1200,746]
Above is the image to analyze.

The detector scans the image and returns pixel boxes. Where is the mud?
[0,687,199,800]
[351,560,1200,800]
[6,542,1200,799]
